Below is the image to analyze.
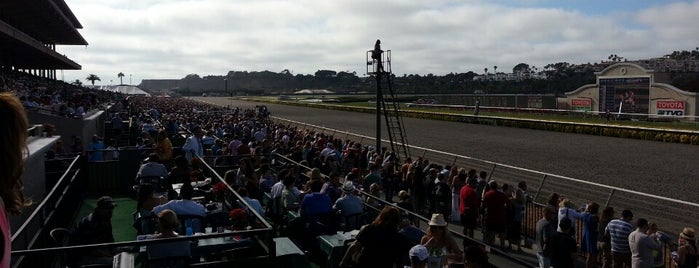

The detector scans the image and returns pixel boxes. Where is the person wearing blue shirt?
[152,183,206,232]
[238,188,264,217]
[87,135,104,162]
[299,180,331,219]
[333,182,364,217]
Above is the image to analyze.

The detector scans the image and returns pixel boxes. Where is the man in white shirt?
[629,218,660,268]
[182,126,205,161]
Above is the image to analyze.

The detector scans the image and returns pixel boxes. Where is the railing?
[10,151,279,267]
[403,103,699,123]
[272,116,697,267]
[10,155,84,268]
[271,153,534,267]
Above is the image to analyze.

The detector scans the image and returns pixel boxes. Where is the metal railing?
[271,153,535,267]
[272,116,697,267]
[271,116,698,232]
[10,155,84,268]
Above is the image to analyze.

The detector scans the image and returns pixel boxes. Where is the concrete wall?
[9,136,59,231]
[27,110,105,149]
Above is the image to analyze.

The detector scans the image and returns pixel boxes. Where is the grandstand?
[0,0,86,76]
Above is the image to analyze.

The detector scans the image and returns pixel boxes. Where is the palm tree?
[493,65,497,74]
[117,72,125,85]
[71,79,82,86]
[85,74,101,86]
[484,67,488,75]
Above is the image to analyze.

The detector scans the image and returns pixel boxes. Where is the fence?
[273,116,698,267]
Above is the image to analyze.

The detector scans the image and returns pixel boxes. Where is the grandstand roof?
[0,0,87,45]
[0,0,85,70]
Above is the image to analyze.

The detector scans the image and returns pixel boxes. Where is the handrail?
[272,116,699,208]
[11,155,81,242]
[189,150,276,257]
[271,153,535,268]
[11,228,265,256]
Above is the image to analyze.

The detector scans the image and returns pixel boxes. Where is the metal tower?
[366,40,410,161]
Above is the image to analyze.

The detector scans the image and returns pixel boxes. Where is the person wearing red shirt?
[481,180,509,249]
[459,177,480,238]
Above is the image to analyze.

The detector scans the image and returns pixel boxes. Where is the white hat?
[341,181,356,193]
[428,213,448,227]
[409,245,429,261]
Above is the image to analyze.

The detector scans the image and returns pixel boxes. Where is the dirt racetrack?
[196,97,699,205]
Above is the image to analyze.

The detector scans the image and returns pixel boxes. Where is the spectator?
[582,202,601,268]
[675,227,698,268]
[432,172,451,219]
[646,223,670,268]
[87,134,105,162]
[408,244,429,268]
[334,182,361,214]
[340,206,411,268]
[182,126,204,162]
[0,93,32,268]
[629,218,660,268]
[365,182,383,209]
[421,213,463,266]
[136,153,169,179]
[71,196,118,265]
[481,180,508,248]
[536,206,556,268]
[399,216,425,246]
[557,198,584,235]
[154,129,173,165]
[257,164,276,194]
[395,190,414,213]
[281,177,300,214]
[299,180,331,220]
[605,209,634,268]
[598,207,615,268]
[547,218,577,268]
[363,163,383,192]
[463,245,493,268]
[152,182,206,218]
[104,138,119,161]
[148,209,180,239]
[238,187,264,217]
[459,177,479,238]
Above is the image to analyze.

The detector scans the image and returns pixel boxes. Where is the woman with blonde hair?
[421,213,463,267]
[675,227,698,268]
[154,129,173,166]
[152,209,181,238]
[1,93,32,268]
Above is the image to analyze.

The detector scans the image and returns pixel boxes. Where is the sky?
[56,0,699,86]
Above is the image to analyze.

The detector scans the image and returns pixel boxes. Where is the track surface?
[196,97,699,204]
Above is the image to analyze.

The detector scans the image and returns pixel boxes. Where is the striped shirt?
[606,219,633,253]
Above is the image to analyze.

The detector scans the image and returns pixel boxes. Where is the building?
[564,63,697,118]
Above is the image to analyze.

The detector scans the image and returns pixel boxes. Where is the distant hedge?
[258,99,699,145]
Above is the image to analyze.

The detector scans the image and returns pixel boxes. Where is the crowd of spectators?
[0,69,123,117]
[79,95,696,268]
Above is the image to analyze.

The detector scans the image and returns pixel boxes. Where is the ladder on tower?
[366,49,411,161]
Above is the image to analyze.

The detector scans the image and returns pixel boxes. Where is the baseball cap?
[97,196,117,209]
[409,245,429,261]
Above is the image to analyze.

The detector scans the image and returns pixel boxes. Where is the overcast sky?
[57,0,699,86]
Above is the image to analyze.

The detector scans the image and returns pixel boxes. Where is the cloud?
[56,0,699,84]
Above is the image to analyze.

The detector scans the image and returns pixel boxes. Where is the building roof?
[0,0,85,69]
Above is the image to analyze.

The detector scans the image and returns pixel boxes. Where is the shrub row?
[261,99,699,145]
